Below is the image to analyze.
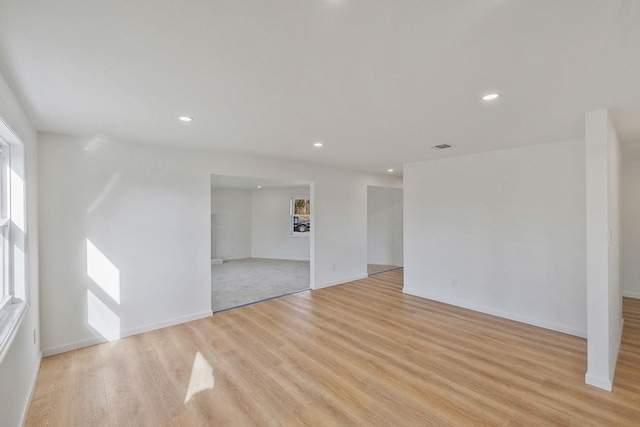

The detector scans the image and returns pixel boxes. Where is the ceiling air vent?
[431,144,453,150]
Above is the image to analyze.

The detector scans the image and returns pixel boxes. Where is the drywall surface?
[622,154,640,298]
[607,115,622,384]
[585,110,622,391]
[251,187,310,261]
[0,72,41,427]
[39,135,214,356]
[404,139,587,337]
[211,188,252,260]
[367,186,403,266]
[38,133,401,355]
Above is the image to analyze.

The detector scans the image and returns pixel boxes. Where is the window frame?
[290,195,311,238]
[0,116,28,365]
[0,141,10,311]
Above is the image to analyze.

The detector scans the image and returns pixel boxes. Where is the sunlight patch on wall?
[87,239,120,304]
[12,244,25,301]
[84,135,108,152]
[184,351,215,403]
[10,169,24,232]
[87,289,121,341]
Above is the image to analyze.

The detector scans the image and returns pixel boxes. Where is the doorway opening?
[367,186,403,275]
[210,174,312,312]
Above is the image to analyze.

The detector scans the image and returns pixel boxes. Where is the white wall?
[0,73,41,426]
[38,133,401,355]
[211,188,252,260]
[622,150,640,298]
[607,116,623,384]
[367,186,403,266]
[404,139,587,337]
[39,135,214,356]
[251,187,310,261]
[585,110,623,391]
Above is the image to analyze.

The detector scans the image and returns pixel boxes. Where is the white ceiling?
[1,0,639,175]
[210,174,309,190]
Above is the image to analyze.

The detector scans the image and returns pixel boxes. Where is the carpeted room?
[210,175,312,311]
[210,179,405,312]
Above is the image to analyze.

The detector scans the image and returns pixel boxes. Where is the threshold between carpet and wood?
[25,269,640,426]
[367,263,402,275]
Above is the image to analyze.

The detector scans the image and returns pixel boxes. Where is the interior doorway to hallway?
[367,186,403,275]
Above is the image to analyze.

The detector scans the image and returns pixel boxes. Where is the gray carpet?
[211,258,310,312]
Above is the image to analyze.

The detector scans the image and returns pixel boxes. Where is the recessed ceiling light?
[482,93,499,101]
[387,169,394,173]
[431,144,453,150]
[179,116,193,122]
[314,142,323,147]
[257,186,262,189]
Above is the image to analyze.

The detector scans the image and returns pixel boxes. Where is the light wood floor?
[26,270,640,426]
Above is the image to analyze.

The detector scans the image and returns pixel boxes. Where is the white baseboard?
[20,350,42,425]
[622,290,640,299]
[611,316,625,382]
[248,256,311,262]
[583,317,624,392]
[585,372,613,391]
[42,310,212,357]
[43,336,109,357]
[313,274,368,290]
[403,287,587,338]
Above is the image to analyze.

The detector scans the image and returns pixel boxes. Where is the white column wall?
[585,109,623,391]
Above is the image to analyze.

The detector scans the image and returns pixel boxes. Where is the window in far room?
[290,196,310,235]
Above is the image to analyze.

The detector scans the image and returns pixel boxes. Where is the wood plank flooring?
[25,270,640,426]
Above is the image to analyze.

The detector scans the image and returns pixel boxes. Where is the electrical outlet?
[332,263,336,271]
[33,329,36,344]
[452,278,458,287]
